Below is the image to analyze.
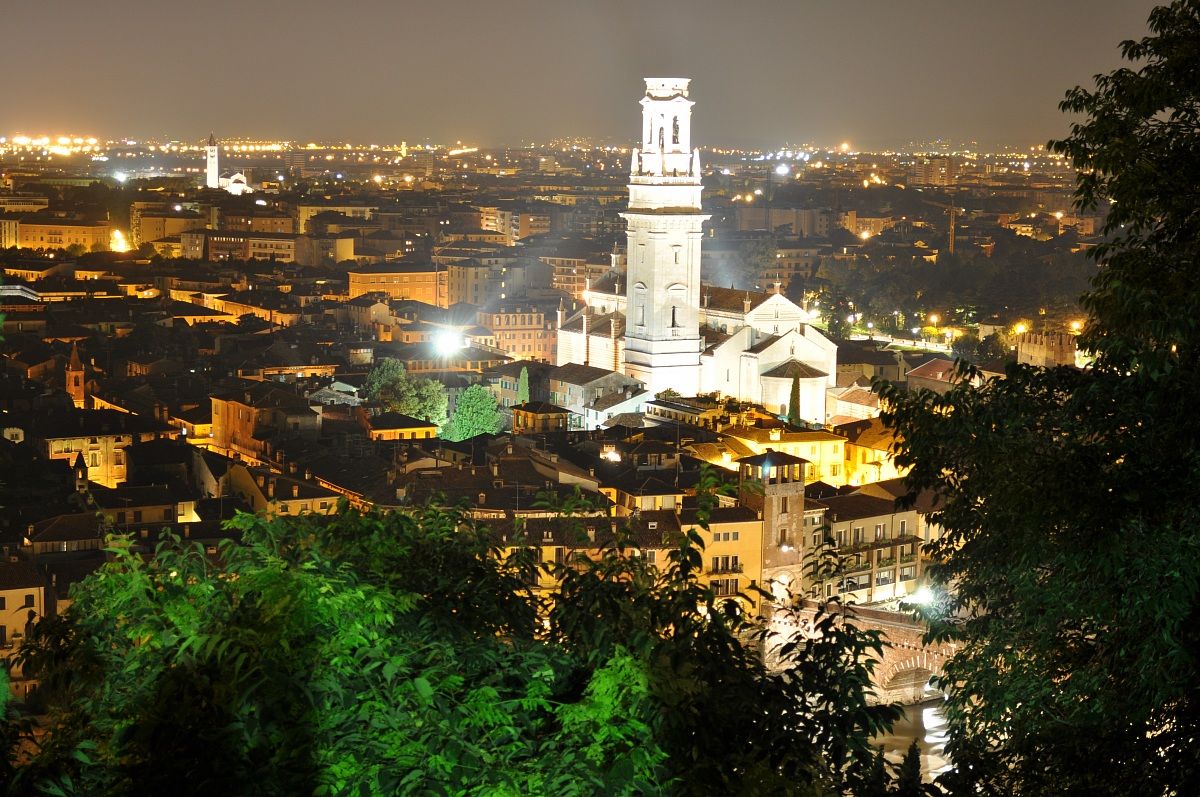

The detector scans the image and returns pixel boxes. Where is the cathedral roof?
[700,286,774,314]
[760,360,828,380]
[559,308,625,337]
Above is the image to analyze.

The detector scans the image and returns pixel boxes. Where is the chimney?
[491,462,499,477]
[305,468,312,480]
[267,480,275,499]
[478,492,487,504]
[743,293,751,314]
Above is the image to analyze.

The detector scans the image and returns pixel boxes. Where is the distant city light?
[840,142,851,153]
[858,230,871,240]
[774,163,790,176]
[113,171,128,183]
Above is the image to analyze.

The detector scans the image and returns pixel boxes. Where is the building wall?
[18,221,110,251]
[348,267,444,304]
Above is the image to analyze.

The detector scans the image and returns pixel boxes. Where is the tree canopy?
[880,3,1200,794]
[363,358,448,427]
[5,477,906,796]
[442,384,504,442]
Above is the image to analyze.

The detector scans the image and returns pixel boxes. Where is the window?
[116,511,126,524]
[852,526,864,544]
[23,594,34,608]
[90,452,98,468]
[133,510,142,523]
[713,577,739,597]
[163,509,173,521]
[0,597,6,610]
[899,519,907,536]
[875,523,886,541]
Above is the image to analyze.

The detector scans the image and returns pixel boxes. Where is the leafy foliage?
[8,471,906,795]
[895,740,922,797]
[363,358,448,426]
[880,4,1200,794]
[442,384,504,442]
[788,373,802,424]
[517,366,530,405]
[546,468,900,796]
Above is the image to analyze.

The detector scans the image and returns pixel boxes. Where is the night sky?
[1,0,1159,148]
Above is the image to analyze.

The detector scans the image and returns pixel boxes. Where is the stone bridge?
[765,600,957,705]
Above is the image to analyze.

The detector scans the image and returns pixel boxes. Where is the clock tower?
[621,78,708,396]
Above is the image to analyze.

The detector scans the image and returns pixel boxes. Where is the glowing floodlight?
[774,163,790,176]
[434,330,464,355]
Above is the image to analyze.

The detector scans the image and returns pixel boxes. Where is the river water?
[874,697,951,779]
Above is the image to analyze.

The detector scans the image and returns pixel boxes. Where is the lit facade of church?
[556,79,836,425]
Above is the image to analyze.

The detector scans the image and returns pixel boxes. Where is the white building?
[555,78,836,425]
[205,133,253,195]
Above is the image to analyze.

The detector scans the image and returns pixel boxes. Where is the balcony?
[843,560,871,574]
[900,553,917,564]
[707,563,744,575]
[837,534,922,556]
[876,557,896,569]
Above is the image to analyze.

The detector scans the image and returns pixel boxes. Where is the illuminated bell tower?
[66,341,86,408]
[621,78,708,396]
[205,133,219,189]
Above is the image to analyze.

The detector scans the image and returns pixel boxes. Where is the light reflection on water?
[874,696,952,779]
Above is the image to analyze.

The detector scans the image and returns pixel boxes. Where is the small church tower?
[621,79,709,396]
[206,133,220,189]
[66,341,87,409]
[72,451,89,494]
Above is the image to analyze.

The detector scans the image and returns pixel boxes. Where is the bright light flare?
[434,330,464,355]
[110,229,130,253]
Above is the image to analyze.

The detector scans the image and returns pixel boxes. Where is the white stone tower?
[205,133,219,189]
[621,78,709,396]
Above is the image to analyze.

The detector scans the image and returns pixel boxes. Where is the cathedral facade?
[556,79,836,425]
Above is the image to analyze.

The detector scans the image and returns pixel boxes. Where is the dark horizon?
[0,0,1159,149]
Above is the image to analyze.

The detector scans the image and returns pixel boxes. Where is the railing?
[707,563,744,575]
[843,560,871,574]
[900,553,917,564]
[876,557,896,569]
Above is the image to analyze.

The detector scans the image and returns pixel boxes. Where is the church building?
[556,79,836,424]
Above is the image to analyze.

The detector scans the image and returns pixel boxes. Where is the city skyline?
[1,0,1158,148]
